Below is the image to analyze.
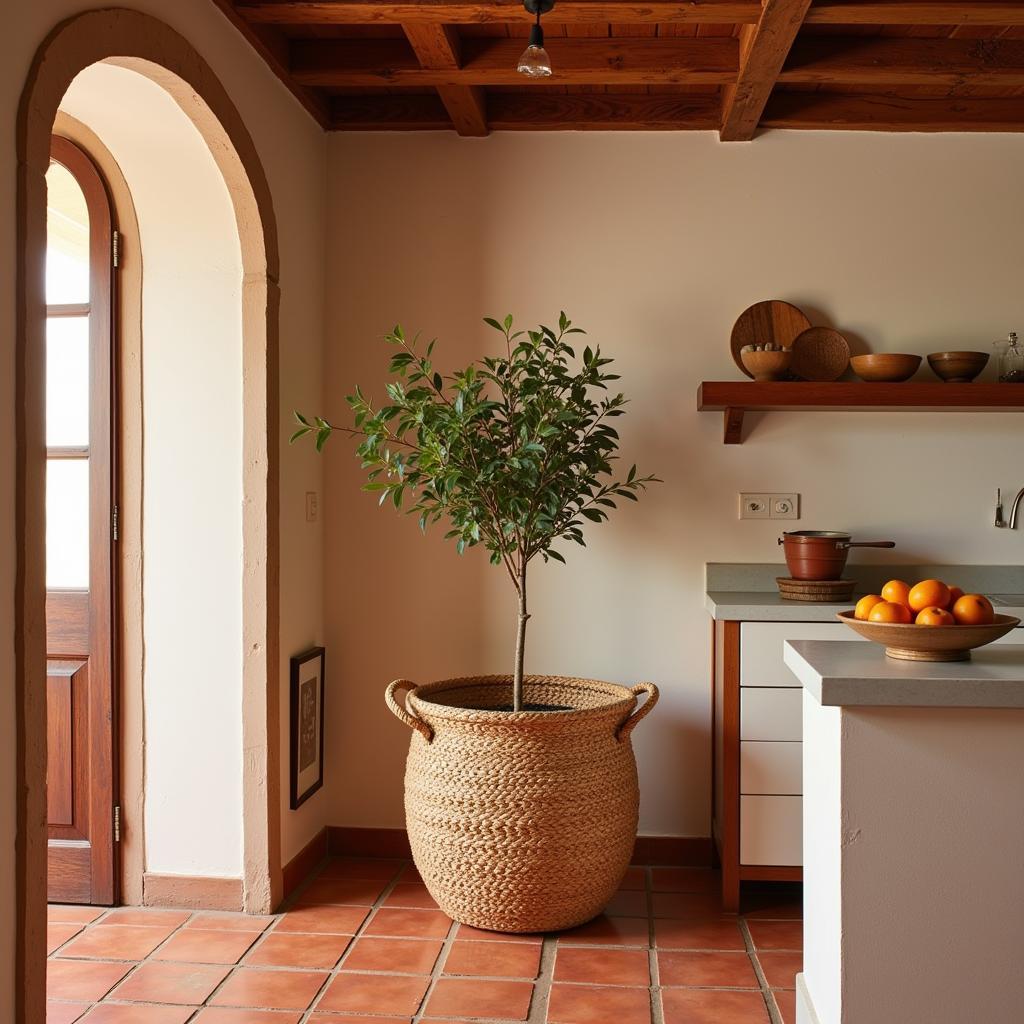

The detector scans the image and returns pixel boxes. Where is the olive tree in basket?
[293,313,662,933]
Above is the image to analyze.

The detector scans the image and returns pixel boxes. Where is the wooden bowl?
[927,350,989,383]
[837,611,1019,662]
[740,349,793,382]
[850,353,921,383]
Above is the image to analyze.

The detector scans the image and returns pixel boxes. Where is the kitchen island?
[785,640,1024,1024]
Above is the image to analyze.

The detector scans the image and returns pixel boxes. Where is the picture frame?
[289,646,325,809]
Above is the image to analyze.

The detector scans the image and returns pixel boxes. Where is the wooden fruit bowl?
[837,611,1020,662]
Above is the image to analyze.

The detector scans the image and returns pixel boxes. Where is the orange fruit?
[880,580,912,609]
[868,601,913,624]
[854,594,885,621]
[951,594,995,626]
[946,586,964,609]
[915,606,955,626]
[908,579,951,614]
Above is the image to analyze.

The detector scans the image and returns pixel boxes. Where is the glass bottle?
[997,332,1024,382]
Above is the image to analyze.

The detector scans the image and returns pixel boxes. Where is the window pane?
[47,459,89,589]
[46,161,90,305]
[46,316,90,447]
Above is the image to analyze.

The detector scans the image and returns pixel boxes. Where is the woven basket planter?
[385,674,659,934]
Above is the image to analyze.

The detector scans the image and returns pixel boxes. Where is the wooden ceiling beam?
[763,92,1024,131]
[290,37,739,86]
[720,0,813,142]
[403,24,488,136]
[330,92,721,130]
[805,2,1024,26]
[240,1,762,25]
[781,37,1024,88]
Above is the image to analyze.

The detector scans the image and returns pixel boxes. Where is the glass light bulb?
[517,44,552,76]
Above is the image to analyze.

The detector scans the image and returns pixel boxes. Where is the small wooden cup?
[741,349,793,382]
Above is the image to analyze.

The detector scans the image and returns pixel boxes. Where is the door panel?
[45,135,118,906]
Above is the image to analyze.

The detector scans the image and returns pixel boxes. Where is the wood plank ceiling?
[213,0,1024,138]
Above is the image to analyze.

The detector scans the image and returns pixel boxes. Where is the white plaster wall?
[323,130,1024,838]
[61,62,246,877]
[0,3,327,1010]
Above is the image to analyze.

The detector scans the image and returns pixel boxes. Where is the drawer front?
[741,741,802,795]
[741,621,863,687]
[740,795,802,866]
[741,688,802,741]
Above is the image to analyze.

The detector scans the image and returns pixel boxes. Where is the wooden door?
[45,136,119,905]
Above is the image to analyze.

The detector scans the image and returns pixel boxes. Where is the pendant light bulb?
[517,8,553,76]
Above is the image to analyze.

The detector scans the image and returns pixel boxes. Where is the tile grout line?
[738,916,783,1024]
[645,866,666,1024]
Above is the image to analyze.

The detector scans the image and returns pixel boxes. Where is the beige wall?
[1,2,328,1012]
[324,129,1024,839]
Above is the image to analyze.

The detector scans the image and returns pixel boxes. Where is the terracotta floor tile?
[110,962,230,1005]
[244,932,350,969]
[191,1011,302,1024]
[61,925,170,961]
[210,968,328,1011]
[48,906,105,925]
[655,917,746,951]
[342,937,443,975]
[296,877,387,906]
[152,928,257,965]
[316,972,429,1016]
[774,988,797,1024]
[79,1005,193,1023]
[658,950,759,988]
[661,987,770,1024]
[547,983,651,1024]
[397,863,423,883]
[619,866,647,891]
[47,923,84,955]
[183,913,274,933]
[364,907,452,940]
[425,977,534,1020]
[318,857,405,881]
[652,892,727,919]
[46,1002,89,1024]
[756,950,802,989]
[443,940,542,979]
[382,883,439,910]
[556,914,650,947]
[308,1017,408,1024]
[746,920,803,950]
[604,890,648,917]
[48,961,131,1002]
[741,890,803,920]
[102,910,190,929]
[651,868,720,894]
[454,923,543,944]
[554,946,650,986]
[274,905,369,935]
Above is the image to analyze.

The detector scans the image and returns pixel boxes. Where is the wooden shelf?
[698,381,1024,444]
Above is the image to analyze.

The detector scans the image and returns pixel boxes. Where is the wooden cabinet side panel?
[715,620,741,911]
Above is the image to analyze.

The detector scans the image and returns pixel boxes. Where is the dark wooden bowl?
[927,351,989,383]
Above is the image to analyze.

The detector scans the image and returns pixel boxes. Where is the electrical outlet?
[739,493,771,519]
[305,491,319,523]
[771,493,800,520]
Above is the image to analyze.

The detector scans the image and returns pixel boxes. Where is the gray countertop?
[705,591,857,621]
[785,640,1024,708]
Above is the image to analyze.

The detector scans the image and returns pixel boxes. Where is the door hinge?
[113,805,121,843]
[112,229,121,269]
[112,504,119,541]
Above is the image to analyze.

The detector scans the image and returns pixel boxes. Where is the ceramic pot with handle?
[779,531,895,581]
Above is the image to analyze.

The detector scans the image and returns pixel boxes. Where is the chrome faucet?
[1002,486,1024,529]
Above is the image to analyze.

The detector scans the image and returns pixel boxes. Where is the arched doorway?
[16,10,282,1020]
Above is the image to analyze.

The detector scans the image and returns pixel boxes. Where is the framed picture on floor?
[290,646,325,809]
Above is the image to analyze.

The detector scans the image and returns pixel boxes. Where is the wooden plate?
[836,611,1019,662]
[791,327,850,382]
[730,301,811,377]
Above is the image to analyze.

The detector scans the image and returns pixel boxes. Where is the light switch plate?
[771,493,800,520]
[739,492,800,520]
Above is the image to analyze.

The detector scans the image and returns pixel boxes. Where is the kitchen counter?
[791,639,1024,1024]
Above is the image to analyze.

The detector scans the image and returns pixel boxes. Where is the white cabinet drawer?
[741,622,863,687]
[740,795,802,866]
[741,741,802,795]
[741,688,802,741]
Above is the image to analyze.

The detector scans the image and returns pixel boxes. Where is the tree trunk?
[513,563,529,712]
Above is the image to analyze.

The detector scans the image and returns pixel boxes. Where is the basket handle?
[385,679,433,743]
[617,682,659,743]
